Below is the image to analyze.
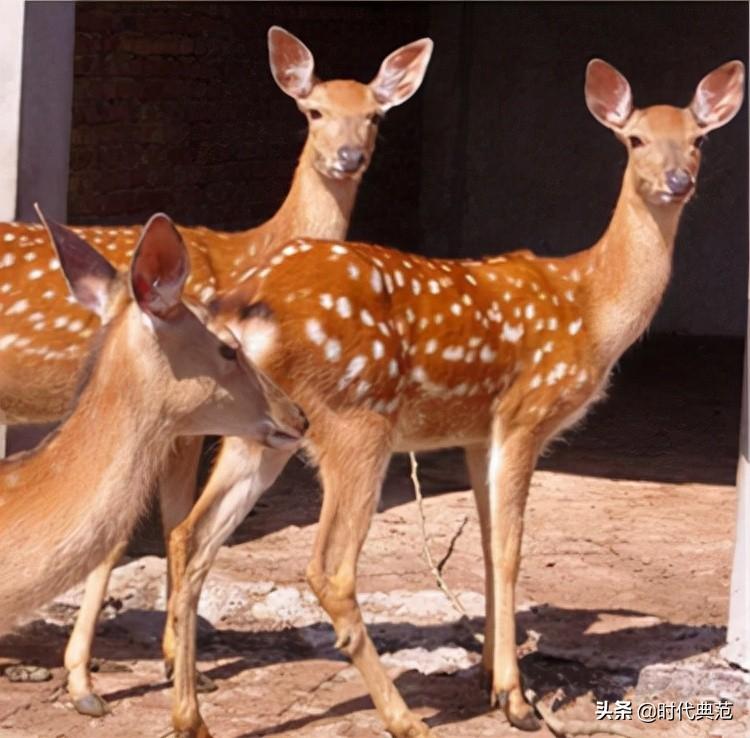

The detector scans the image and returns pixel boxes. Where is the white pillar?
[722,289,750,669]
[0,0,25,458]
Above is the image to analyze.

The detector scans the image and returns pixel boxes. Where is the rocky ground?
[1,335,748,738]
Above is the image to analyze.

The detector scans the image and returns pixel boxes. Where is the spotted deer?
[0,209,306,633]
[0,26,433,426]
[0,25,431,714]
[149,59,743,738]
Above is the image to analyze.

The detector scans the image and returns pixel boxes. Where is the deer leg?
[160,436,204,677]
[169,437,293,738]
[65,540,127,716]
[306,423,431,738]
[464,444,495,682]
[487,423,540,731]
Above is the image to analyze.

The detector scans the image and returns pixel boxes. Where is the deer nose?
[665,169,694,196]
[337,146,366,172]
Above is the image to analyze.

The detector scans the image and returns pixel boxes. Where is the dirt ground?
[1,335,748,738]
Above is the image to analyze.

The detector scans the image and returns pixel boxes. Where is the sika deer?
[0,210,306,632]
[163,59,743,737]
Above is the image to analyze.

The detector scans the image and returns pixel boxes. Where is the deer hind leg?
[306,421,432,738]
[487,421,540,731]
[169,437,293,738]
[160,436,204,675]
[65,540,127,716]
[464,444,495,681]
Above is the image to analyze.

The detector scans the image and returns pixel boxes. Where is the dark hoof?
[508,708,541,732]
[4,665,52,683]
[74,692,110,717]
[164,661,174,681]
[195,671,217,693]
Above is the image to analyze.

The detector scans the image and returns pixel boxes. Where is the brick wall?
[68,2,429,247]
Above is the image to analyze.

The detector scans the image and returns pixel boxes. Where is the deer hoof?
[74,692,110,717]
[196,671,217,693]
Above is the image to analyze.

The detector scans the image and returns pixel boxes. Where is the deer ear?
[130,213,189,320]
[691,60,745,132]
[370,38,433,111]
[35,204,117,317]
[585,59,633,130]
[268,26,316,100]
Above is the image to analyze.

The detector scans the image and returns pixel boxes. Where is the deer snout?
[665,168,694,197]
[263,401,308,451]
[337,146,366,172]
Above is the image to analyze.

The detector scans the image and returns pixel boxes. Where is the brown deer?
[0,210,306,634]
[0,25,431,714]
[160,59,743,737]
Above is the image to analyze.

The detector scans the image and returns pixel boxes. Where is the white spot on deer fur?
[0,253,15,268]
[465,350,476,363]
[282,245,298,257]
[354,380,371,399]
[569,269,581,283]
[533,348,543,364]
[338,355,367,390]
[439,263,451,273]
[200,286,215,302]
[299,242,312,252]
[418,317,429,330]
[548,317,559,331]
[405,307,415,324]
[577,368,589,384]
[270,254,284,266]
[239,266,257,281]
[105,242,116,251]
[434,313,444,325]
[0,333,18,349]
[543,340,554,353]
[336,296,352,318]
[450,303,462,316]
[513,306,522,318]
[371,269,383,293]
[529,374,542,390]
[0,283,11,293]
[568,318,583,335]
[411,278,421,295]
[462,294,473,307]
[241,319,278,363]
[331,244,348,255]
[524,304,536,320]
[394,270,405,287]
[3,233,15,242]
[411,366,428,383]
[384,273,394,293]
[428,279,440,294]
[68,319,84,332]
[402,260,413,269]
[442,345,464,361]
[320,293,334,310]
[480,345,497,363]
[564,289,575,302]
[378,322,390,336]
[28,312,44,323]
[372,339,384,359]
[425,338,438,354]
[503,291,512,302]
[468,336,482,348]
[258,267,270,278]
[49,258,60,270]
[6,299,29,315]
[547,362,568,385]
[465,273,477,286]
[306,318,326,345]
[388,358,398,377]
[325,338,342,362]
[501,323,524,343]
[42,289,55,299]
[347,263,360,280]
[23,251,37,262]
[385,397,400,413]
[360,308,374,326]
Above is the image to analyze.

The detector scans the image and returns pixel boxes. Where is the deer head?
[585,59,745,206]
[38,208,307,449]
[268,25,433,180]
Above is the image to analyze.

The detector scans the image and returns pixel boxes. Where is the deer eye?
[628,136,644,148]
[368,113,382,125]
[219,344,237,361]
[693,135,706,149]
[308,109,322,120]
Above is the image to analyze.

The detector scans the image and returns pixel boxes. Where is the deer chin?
[264,428,303,451]
[649,190,693,206]
[314,157,366,182]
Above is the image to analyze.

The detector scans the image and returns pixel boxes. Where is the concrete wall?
[0,0,25,221]
[419,3,749,336]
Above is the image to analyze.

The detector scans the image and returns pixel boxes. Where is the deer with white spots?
[0,26,432,425]
[148,59,743,738]
[0,25,431,714]
[0,209,306,634]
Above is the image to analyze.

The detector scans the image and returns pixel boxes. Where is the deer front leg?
[306,422,432,738]
[159,436,205,677]
[169,437,293,738]
[65,540,127,716]
[464,444,495,680]
[486,424,540,731]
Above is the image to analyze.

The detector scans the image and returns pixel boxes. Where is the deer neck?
[0,309,172,624]
[269,138,360,241]
[583,164,685,363]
